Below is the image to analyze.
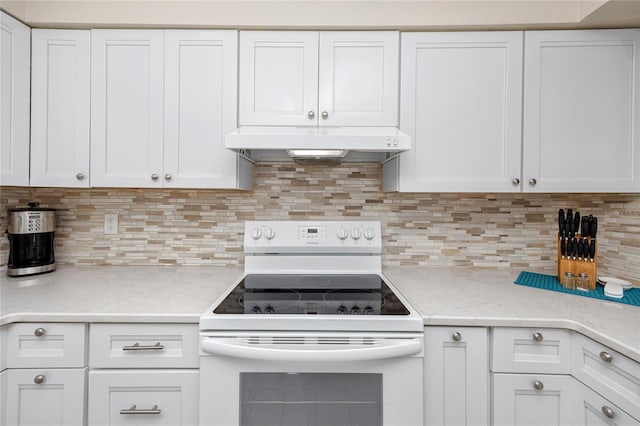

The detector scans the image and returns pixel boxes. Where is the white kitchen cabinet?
[5,368,87,426]
[0,11,30,187]
[573,378,640,426]
[91,29,251,189]
[424,326,489,426]
[383,31,523,192]
[522,29,640,193]
[493,373,573,426]
[30,29,91,187]
[239,31,399,127]
[1,370,6,426]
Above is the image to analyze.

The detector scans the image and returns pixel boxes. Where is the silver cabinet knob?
[151,174,159,180]
[164,173,172,181]
[34,328,46,337]
[602,406,615,419]
[533,380,544,390]
[532,332,543,342]
[452,332,462,342]
[308,111,315,118]
[321,111,329,119]
[512,178,520,185]
[529,178,537,186]
[76,173,85,180]
[599,351,613,363]
[34,375,45,384]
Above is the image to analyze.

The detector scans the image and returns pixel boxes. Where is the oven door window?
[240,372,382,426]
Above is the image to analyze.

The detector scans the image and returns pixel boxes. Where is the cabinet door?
[239,31,319,126]
[424,327,489,426]
[523,29,640,192]
[0,11,30,186]
[395,31,523,192]
[90,30,164,188]
[5,368,86,426]
[88,370,198,426]
[573,379,640,426]
[164,30,242,189]
[31,29,90,187]
[318,31,398,126]
[493,374,572,426]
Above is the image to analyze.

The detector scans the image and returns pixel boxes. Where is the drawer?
[492,327,571,374]
[88,370,198,426]
[572,332,640,421]
[573,377,640,425]
[89,323,199,369]
[7,323,87,368]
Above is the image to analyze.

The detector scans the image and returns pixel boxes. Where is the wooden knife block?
[557,235,597,290]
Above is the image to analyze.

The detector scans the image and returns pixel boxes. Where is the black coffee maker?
[6,202,56,277]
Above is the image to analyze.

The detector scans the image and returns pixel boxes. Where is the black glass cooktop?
[213,274,410,316]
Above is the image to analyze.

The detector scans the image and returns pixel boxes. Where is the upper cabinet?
[384,31,523,192]
[522,29,640,193]
[0,12,30,187]
[30,30,91,188]
[239,31,399,127]
[91,29,251,189]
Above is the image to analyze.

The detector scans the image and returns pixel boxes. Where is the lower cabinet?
[88,370,199,426]
[4,368,87,426]
[493,373,572,426]
[424,326,489,426]
[573,378,640,426]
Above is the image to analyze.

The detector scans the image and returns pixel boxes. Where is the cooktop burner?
[213,274,410,316]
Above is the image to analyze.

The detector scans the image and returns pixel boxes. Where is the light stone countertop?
[1,265,639,362]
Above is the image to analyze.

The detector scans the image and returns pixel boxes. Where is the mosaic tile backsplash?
[1,163,639,284]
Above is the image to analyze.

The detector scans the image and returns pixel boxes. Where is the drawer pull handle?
[120,404,161,415]
[532,332,543,342]
[122,342,165,351]
[33,375,45,384]
[34,328,46,337]
[599,351,612,363]
[533,380,544,391]
[602,406,615,419]
[452,332,462,342]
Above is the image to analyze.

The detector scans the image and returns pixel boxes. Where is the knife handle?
[581,217,589,239]
[591,217,598,239]
[566,238,572,258]
[566,216,574,237]
[590,239,596,261]
[572,238,578,259]
[581,238,588,261]
[560,237,566,258]
[574,212,580,235]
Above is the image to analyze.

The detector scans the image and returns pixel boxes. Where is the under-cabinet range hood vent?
[225,126,411,163]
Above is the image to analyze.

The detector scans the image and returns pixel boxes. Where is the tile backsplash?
[1,163,639,284]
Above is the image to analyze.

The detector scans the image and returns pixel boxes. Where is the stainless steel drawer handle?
[120,404,161,415]
[533,380,544,390]
[452,332,462,342]
[602,406,615,419]
[122,342,165,351]
[34,328,46,337]
[532,332,543,342]
[599,351,613,363]
[34,375,45,384]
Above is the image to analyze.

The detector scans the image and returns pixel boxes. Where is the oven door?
[199,331,423,426]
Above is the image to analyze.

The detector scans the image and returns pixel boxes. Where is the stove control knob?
[337,305,348,314]
[264,306,275,314]
[337,227,348,240]
[264,227,276,240]
[350,228,361,240]
[250,227,262,240]
[350,306,361,315]
[251,306,262,314]
[363,306,374,315]
[364,227,375,240]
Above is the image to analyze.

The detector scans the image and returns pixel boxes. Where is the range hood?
[225,126,411,163]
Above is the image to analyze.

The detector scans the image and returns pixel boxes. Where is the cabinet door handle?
[76,173,85,180]
[122,342,165,351]
[601,406,615,419]
[321,111,329,119]
[533,380,544,390]
[529,178,537,186]
[120,404,161,415]
[512,178,520,185]
[151,174,159,180]
[34,327,46,337]
[164,173,172,181]
[532,332,543,342]
[34,375,45,384]
[452,332,462,342]
[599,351,613,363]
[308,111,315,118]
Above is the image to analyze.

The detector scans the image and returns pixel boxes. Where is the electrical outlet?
[104,213,118,235]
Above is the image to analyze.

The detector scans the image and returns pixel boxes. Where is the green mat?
[514,271,640,307]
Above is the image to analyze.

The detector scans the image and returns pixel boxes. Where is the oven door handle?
[200,338,422,362]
